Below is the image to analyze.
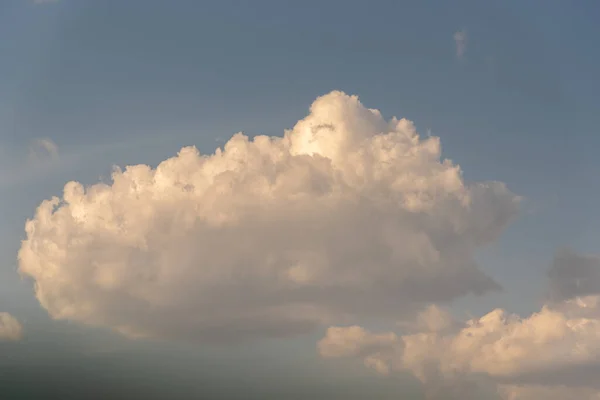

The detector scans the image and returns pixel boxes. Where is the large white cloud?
[319,294,600,399]
[0,312,23,341]
[18,91,519,342]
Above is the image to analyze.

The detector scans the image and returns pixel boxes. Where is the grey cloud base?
[17,91,519,343]
[319,254,600,400]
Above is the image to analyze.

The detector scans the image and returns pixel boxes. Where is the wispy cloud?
[0,137,63,187]
[33,0,59,5]
[0,134,176,188]
[28,138,59,164]
[0,312,23,341]
[454,29,468,59]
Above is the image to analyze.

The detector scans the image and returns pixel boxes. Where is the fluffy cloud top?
[319,290,600,399]
[0,312,23,341]
[18,91,519,342]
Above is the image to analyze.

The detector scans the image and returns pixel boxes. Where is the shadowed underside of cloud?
[548,249,600,302]
[0,312,23,341]
[18,91,519,344]
[319,252,600,400]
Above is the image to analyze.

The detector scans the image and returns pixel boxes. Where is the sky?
[1,0,600,399]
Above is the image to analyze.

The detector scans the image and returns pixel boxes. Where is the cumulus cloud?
[454,29,468,59]
[0,312,23,341]
[319,260,600,399]
[18,91,519,343]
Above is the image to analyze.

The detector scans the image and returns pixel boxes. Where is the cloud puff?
[319,266,600,398]
[0,313,23,341]
[28,138,59,165]
[454,29,468,59]
[18,91,519,342]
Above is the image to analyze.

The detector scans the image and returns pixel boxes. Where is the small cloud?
[547,249,600,302]
[0,312,23,341]
[28,138,59,165]
[454,29,468,59]
[33,0,59,4]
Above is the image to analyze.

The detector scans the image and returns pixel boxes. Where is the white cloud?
[18,91,519,343]
[33,0,59,4]
[319,265,600,399]
[454,29,468,59]
[0,312,23,341]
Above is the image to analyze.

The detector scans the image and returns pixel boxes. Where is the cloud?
[0,134,180,188]
[548,248,600,302]
[0,137,62,186]
[33,0,59,4]
[454,29,468,59]
[500,385,600,400]
[319,253,600,399]
[27,138,59,165]
[0,313,23,341]
[18,91,519,343]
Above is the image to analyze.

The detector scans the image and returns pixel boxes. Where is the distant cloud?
[0,312,23,341]
[548,249,600,302]
[319,250,600,399]
[28,138,59,165]
[454,29,468,59]
[18,90,519,343]
[33,0,59,4]
[0,134,183,189]
[0,138,61,187]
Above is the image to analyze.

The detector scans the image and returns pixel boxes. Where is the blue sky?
[1,1,600,398]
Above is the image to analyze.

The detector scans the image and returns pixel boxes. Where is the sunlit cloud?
[18,90,519,343]
[319,249,600,399]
